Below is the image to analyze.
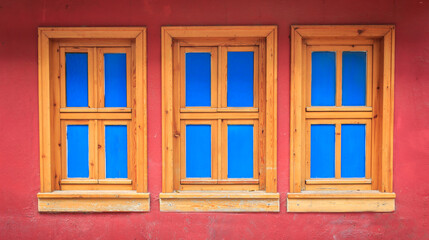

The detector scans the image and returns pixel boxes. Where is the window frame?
[160,26,279,212]
[288,25,396,212]
[37,27,148,212]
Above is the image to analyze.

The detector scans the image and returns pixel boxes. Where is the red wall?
[0,0,428,239]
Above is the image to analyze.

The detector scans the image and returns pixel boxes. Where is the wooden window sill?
[159,191,279,212]
[287,191,395,212]
[37,190,150,212]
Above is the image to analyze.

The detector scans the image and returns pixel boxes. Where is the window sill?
[159,191,279,212]
[287,190,395,212]
[37,190,150,212]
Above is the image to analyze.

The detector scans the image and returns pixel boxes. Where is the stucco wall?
[0,0,428,239]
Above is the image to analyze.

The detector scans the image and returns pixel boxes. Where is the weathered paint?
[0,0,428,239]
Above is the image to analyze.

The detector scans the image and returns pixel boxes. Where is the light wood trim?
[381,28,395,192]
[258,38,267,190]
[305,111,372,119]
[180,179,259,185]
[179,184,260,191]
[180,112,259,120]
[290,27,304,192]
[60,184,133,191]
[159,192,279,212]
[38,190,149,198]
[287,198,395,212]
[289,25,395,212]
[306,178,371,185]
[162,27,174,192]
[180,108,258,113]
[306,107,372,112]
[40,27,145,38]
[61,179,132,185]
[292,25,393,38]
[287,190,395,212]
[288,190,395,199]
[38,27,148,201]
[60,112,132,120]
[305,38,375,46]
[59,108,132,113]
[172,40,181,191]
[335,123,341,179]
[58,39,133,47]
[264,28,278,193]
[162,26,278,203]
[162,26,277,38]
[178,37,262,47]
[38,192,150,212]
[134,31,147,192]
[220,46,228,108]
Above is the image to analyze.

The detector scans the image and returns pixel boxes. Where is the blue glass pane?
[311,52,336,106]
[186,125,211,178]
[186,53,211,107]
[67,125,89,178]
[311,124,335,178]
[105,125,128,178]
[105,53,127,107]
[341,124,366,178]
[342,52,367,106]
[227,52,254,107]
[66,53,88,107]
[228,125,254,178]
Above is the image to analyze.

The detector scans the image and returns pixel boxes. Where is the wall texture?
[0,0,428,239]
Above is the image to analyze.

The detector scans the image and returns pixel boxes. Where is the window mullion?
[216,119,222,182]
[336,50,342,107]
[335,123,341,179]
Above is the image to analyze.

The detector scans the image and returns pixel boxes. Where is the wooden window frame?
[160,26,279,212]
[288,25,396,212]
[37,27,149,212]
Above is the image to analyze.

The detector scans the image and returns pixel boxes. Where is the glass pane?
[105,53,127,107]
[311,52,336,106]
[66,53,88,107]
[186,125,211,178]
[105,125,128,178]
[342,51,367,106]
[67,125,89,178]
[310,124,335,178]
[227,125,254,178]
[341,124,366,178]
[186,53,211,107]
[227,52,254,107]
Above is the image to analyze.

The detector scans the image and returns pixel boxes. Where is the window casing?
[37,28,148,212]
[160,26,279,212]
[288,25,395,212]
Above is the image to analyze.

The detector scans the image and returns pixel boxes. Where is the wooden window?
[160,26,279,212]
[288,25,396,212]
[37,27,148,212]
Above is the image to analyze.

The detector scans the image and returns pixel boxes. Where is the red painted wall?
[0,0,428,239]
